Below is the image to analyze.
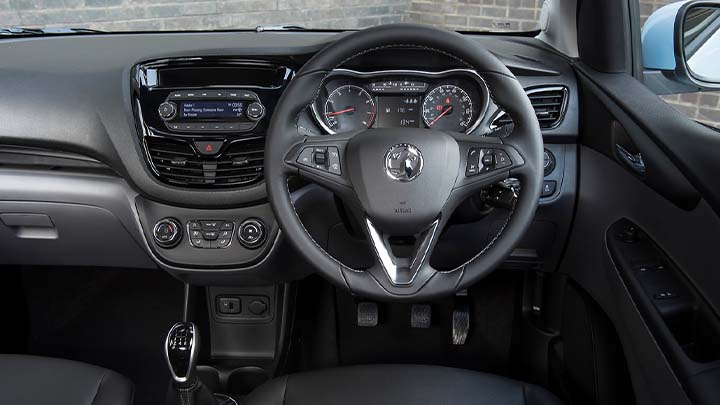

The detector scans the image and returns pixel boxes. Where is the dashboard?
[312,69,490,134]
[0,30,578,284]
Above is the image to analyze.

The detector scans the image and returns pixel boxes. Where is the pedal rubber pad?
[357,302,379,327]
[411,304,432,328]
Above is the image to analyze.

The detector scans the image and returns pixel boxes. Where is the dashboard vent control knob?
[153,218,182,248]
[246,102,265,121]
[158,102,177,120]
[237,218,266,248]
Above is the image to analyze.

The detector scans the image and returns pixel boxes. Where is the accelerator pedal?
[452,290,470,345]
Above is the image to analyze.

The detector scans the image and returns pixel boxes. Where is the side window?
[639,0,720,129]
[658,92,720,128]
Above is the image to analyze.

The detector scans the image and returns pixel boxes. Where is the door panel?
[563,63,720,404]
[575,65,720,217]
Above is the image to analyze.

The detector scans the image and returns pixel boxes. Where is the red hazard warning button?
[194,141,224,156]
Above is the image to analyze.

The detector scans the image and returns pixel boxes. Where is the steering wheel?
[266,24,543,302]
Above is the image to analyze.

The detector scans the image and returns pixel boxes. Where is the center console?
[132,58,293,188]
[131,58,294,273]
[135,197,279,270]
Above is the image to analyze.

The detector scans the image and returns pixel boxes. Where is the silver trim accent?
[365,218,440,286]
[383,143,424,182]
[213,393,239,405]
[164,322,199,385]
[489,85,569,131]
[311,68,491,135]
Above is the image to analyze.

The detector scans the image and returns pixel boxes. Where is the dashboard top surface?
[0,30,577,207]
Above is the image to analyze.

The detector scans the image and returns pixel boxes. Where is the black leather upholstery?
[0,355,134,405]
[244,365,562,405]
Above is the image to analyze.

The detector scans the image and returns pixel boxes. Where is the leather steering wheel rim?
[266,24,543,302]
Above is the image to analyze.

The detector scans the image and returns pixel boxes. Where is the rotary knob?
[158,102,177,120]
[237,219,266,248]
[245,102,265,121]
[543,149,556,176]
[153,218,182,248]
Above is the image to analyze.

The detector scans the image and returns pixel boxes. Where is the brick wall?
[0,0,717,127]
[0,0,695,42]
[0,0,407,31]
[408,0,542,32]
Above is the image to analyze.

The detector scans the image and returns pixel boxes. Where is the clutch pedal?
[357,302,379,327]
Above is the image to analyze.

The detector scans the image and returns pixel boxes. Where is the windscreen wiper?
[0,27,105,36]
[254,25,306,32]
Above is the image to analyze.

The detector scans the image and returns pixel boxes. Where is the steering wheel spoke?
[364,216,442,286]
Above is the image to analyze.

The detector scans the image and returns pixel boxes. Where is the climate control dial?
[153,218,182,248]
[237,219,266,248]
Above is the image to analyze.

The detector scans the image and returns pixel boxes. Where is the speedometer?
[422,84,473,132]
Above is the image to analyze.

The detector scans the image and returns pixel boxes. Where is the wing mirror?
[643,0,720,91]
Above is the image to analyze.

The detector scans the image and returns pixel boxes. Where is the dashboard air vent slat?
[491,86,567,130]
[144,136,265,188]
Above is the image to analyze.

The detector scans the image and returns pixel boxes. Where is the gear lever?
[165,322,217,405]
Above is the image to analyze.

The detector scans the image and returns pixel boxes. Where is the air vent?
[144,136,264,188]
[491,86,568,130]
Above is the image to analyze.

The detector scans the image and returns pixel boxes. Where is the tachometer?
[323,85,376,133]
[422,84,473,132]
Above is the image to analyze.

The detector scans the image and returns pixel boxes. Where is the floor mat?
[20,268,185,405]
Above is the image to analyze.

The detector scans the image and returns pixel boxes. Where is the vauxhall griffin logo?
[384,143,423,182]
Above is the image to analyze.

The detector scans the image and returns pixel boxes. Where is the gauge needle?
[428,105,453,126]
[326,107,356,117]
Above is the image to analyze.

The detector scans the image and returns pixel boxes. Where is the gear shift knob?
[165,322,199,388]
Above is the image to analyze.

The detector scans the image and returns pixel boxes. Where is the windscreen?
[0,1,543,33]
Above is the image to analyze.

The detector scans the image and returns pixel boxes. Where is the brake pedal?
[411,304,431,328]
[357,302,379,327]
[452,290,470,345]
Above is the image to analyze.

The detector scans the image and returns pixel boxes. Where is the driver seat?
[244,364,562,405]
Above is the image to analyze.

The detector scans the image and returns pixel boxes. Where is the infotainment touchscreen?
[179,101,246,120]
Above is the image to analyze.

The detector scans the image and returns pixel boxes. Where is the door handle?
[615,144,646,175]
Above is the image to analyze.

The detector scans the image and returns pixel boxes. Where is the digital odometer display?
[180,101,245,119]
[376,97,421,128]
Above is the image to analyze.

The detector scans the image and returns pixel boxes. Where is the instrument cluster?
[312,69,490,134]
